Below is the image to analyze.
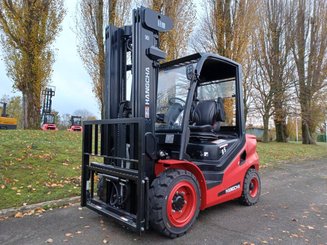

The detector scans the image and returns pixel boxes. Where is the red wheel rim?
[167,181,197,228]
[249,177,259,198]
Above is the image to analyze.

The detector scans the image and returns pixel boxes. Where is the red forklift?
[41,87,58,131]
[68,116,83,132]
[81,7,260,238]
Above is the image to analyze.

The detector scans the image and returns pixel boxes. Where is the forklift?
[81,7,261,238]
[68,116,83,132]
[0,102,17,129]
[41,87,58,131]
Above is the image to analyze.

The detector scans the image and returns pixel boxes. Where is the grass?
[257,141,327,167]
[0,130,82,210]
[0,130,327,210]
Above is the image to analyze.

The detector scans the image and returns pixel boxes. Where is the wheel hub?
[172,194,185,211]
[167,180,197,228]
[249,177,259,198]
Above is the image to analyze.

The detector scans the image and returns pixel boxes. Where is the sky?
[0,0,100,118]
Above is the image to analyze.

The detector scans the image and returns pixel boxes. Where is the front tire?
[149,169,200,238]
[240,168,261,206]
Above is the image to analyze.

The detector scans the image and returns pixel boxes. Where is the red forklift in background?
[68,116,83,132]
[81,7,261,238]
[41,87,58,131]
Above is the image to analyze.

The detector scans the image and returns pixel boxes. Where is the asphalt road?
[1,158,326,245]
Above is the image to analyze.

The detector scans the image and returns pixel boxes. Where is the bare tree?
[76,0,131,118]
[254,0,293,142]
[192,0,259,124]
[0,0,65,129]
[252,58,274,143]
[290,0,327,144]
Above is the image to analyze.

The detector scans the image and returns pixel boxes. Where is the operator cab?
[156,53,243,166]
[43,113,55,124]
[71,116,82,126]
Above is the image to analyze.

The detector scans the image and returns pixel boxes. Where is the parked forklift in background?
[41,87,58,131]
[68,116,82,132]
[0,102,17,129]
[81,7,261,238]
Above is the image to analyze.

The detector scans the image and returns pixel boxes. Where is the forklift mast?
[0,102,8,117]
[41,87,55,116]
[81,7,172,233]
[103,7,172,178]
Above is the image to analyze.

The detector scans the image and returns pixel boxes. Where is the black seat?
[189,98,225,138]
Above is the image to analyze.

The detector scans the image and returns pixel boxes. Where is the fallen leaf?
[65,233,73,237]
[14,212,24,218]
[1,184,5,189]
[25,210,35,216]
[35,208,45,213]
[46,238,53,243]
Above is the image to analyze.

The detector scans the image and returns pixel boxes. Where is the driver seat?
[189,99,225,138]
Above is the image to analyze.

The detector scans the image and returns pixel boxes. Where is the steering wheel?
[168,97,186,106]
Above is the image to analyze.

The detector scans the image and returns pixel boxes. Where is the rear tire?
[149,169,200,238]
[240,168,261,206]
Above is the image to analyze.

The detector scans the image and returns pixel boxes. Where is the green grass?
[257,141,327,167]
[0,130,327,210]
[0,130,82,210]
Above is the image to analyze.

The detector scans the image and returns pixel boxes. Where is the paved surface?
[1,158,326,245]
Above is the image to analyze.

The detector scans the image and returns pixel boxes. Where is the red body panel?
[41,124,58,131]
[155,134,259,210]
[68,125,83,132]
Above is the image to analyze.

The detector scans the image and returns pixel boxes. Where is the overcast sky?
[0,0,100,118]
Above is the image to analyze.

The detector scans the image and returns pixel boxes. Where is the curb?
[0,196,80,217]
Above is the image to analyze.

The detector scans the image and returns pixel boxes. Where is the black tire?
[240,168,261,206]
[149,169,201,238]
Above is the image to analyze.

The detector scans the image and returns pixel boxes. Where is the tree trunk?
[301,113,316,144]
[22,93,28,129]
[275,119,288,142]
[26,91,41,129]
[262,114,270,143]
